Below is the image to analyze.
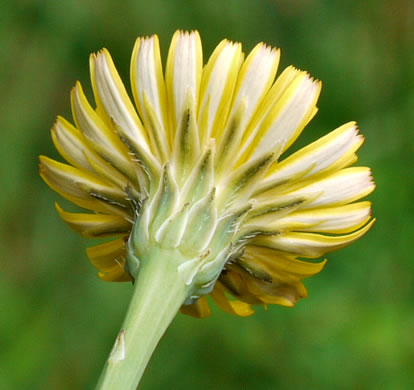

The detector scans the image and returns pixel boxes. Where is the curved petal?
[220,262,308,308]
[251,219,375,258]
[273,201,372,234]
[242,245,327,279]
[71,82,138,183]
[39,156,131,217]
[239,70,321,164]
[166,30,203,141]
[210,282,254,316]
[86,238,131,282]
[90,50,160,177]
[217,43,280,168]
[260,122,364,194]
[291,167,375,208]
[258,167,375,209]
[229,43,280,133]
[52,116,130,189]
[90,49,147,147]
[55,203,132,238]
[198,39,243,142]
[39,156,127,203]
[131,35,170,162]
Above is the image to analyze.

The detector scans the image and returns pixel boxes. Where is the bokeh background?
[1,0,413,389]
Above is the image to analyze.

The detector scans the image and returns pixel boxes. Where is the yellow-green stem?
[96,247,193,389]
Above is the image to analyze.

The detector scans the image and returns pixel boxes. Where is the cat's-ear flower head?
[40,30,375,318]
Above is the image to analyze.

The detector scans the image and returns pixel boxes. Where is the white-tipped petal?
[90,50,160,177]
[71,82,138,182]
[131,35,169,162]
[304,167,375,208]
[90,50,149,148]
[252,219,375,258]
[273,201,372,234]
[198,40,243,142]
[39,156,126,202]
[266,167,375,209]
[259,122,364,193]
[216,43,279,162]
[39,156,131,217]
[242,71,321,162]
[52,116,130,190]
[229,43,280,131]
[166,31,202,140]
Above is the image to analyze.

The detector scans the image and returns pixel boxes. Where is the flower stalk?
[96,246,193,389]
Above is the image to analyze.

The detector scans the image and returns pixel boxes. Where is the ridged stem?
[96,247,192,389]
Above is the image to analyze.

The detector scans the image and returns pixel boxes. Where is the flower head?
[40,30,375,318]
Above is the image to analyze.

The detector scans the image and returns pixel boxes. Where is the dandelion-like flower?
[40,31,375,387]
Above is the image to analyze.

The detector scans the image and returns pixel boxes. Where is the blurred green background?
[1,0,413,389]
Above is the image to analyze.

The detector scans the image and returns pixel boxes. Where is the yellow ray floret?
[252,219,375,258]
[130,35,170,162]
[86,238,131,282]
[55,203,132,238]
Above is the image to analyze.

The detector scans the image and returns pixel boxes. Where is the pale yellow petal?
[290,167,375,208]
[90,50,160,178]
[90,49,149,150]
[273,201,372,234]
[251,219,375,258]
[198,39,243,142]
[55,203,131,238]
[179,140,215,204]
[260,122,364,192]
[39,156,126,202]
[229,43,280,133]
[166,30,202,142]
[238,71,321,164]
[258,167,375,209]
[71,82,138,183]
[216,43,280,167]
[39,156,131,217]
[131,35,170,161]
[234,66,299,160]
[171,91,201,184]
[52,116,131,189]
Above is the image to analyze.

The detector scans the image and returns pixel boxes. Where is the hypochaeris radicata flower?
[40,30,375,318]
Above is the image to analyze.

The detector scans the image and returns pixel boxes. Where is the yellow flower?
[40,30,375,318]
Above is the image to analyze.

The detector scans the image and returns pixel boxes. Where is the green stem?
[96,247,192,389]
